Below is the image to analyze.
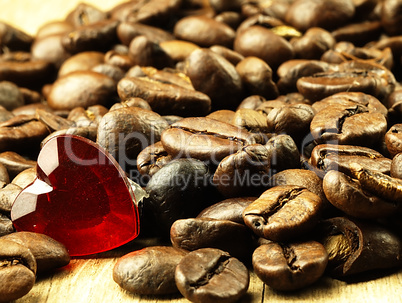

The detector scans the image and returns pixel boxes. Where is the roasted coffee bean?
[210,45,244,66]
[197,197,256,224]
[128,35,174,69]
[91,63,125,83]
[323,170,399,218]
[252,241,328,291]
[104,49,133,71]
[234,25,294,70]
[0,162,9,184]
[159,40,200,62]
[269,169,329,208]
[312,92,388,117]
[65,2,108,27]
[140,67,194,91]
[113,246,187,295]
[265,134,301,173]
[206,109,235,125]
[277,59,331,93]
[162,115,182,125]
[174,15,235,48]
[110,97,152,112]
[36,109,75,132]
[185,48,243,110]
[381,0,402,36]
[48,71,116,110]
[36,21,74,40]
[144,158,213,237]
[61,19,119,54]
[0,105,14,123]
[0,59,53,89]
[117,77,211,117]
[117,22,174,46]
[58,51,104,77]
[0,81,24,110]
[2,232,70,273]
[0,213,14,236]
[97,107,169,171]
[0,183,22,213]
[137,141,173,177]
[243,185,322,242]
[309,144,392,177]
[11,167,36,189]
[213,144,272,197]
[0,22,32,52]
[237,95,265,111]
[232,108,270,134]
[0,239,36,302]
[349,163,402,203]
[310,104,387,148]
[391,153,402,179]
[285,0,355,31]
[332,21,382,46]
[18,87,43,105]
[31,33,71,69]
[170,218,253,260]
[236,56,279,99]
[161,117,255,162]
[0,115,50,154]
[291,27,335,59]
[318,217,402,277]
[385,124,402,158]
[175,248,249,303]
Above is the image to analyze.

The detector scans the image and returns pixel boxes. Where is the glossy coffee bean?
[65,2,108,27]
[137,141,173,177]
[291,27,335,59]
[0,213,14,236]
[117,22,174,46]
[252,241,328,291]
[391,153,402,179]
[159,40,200,62]
[0,183,22,213]
[175,248,249,303]
[160,117,254,162]
[385,124,402,158]
[243,185,322,242]
[58,51,104,77]
[48,71,116,110]
[210,45,244,66]
[170,218,253,260]
[2,232,70,273]
[0,239,36,302]
[113,246,186,295]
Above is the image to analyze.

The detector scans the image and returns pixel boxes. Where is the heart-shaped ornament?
[11,135,140,256]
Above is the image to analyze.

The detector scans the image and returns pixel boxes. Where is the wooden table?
[1,0,402,302]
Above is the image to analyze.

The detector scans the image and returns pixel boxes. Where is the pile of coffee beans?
[1,0,402,301]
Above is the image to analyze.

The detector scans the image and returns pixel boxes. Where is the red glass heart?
[11,135,140,256]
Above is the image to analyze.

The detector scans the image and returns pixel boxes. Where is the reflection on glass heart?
[11,135,140,256]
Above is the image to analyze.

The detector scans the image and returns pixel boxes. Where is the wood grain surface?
[1,1,402,302]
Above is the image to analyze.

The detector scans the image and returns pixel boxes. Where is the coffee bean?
[0,162,9,183]
[170,218,253,260]
[391,153,402,179]
[31,33,71,69]
[0,22,32,52]
[291,27,335,59]
[58,51,105,77]
[206,109,235,125]
[36,21,74,40]
[159,40,200,62]
[252,241,328,291]
[113,246,187,295]
[210,45,244,66]
[385,124,402,158]
[175,248,249,303]
[0,183,22,213]
[243,185,322,242]
[332,21,382,46]
[2,231,70,273]
[0,81,24,110]
[65,2,108,28]
[0,239,36,302]
[0,213,14,236]
[137,141,173,177]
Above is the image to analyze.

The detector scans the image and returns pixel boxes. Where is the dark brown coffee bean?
[118,76,211,116]
[113,246,187,295]
[385,124,402,158]
[104,49,133,71]
[210,45,244,66]
[137,141,173,177]
[214,11,243,29]
[2,232,70,273]
[97,107,169,171]
[391,153,402,179]
[197,197,256,224]
[0,81,24,110]
[109,97,152,112]
[310,104,387,148]
[128,35,174,69]
[91,63,125,83]
[159,40,200,62]
[234,25,294,70]
[160,117,254,162]
[332,21,382,46]
[0,239,36,302]
[236,56,279,99]
[318,217,402,277]
[58,51,104,77]
[252,241,328,291]
[0,213,14,236]
[209,0,243,12]
[309,144,392,177]
[48,71,116,110]
[232,108,270,134]
[175,248,249,303]
[243,185,322,242]
[285,0,355,31]
[291,27,335,59]
[0,162,9,184]
[65,2,108,27]
[185,48,243,110]
[381,0,402,36]
[174,15,235,48]
[144,159,213,237]
[237,95,265,111]
[0,183,22,214]
[36,109,75,132]
[0,115,50,154]
[266,134,301,173]
[0,22,33,52]
[323,170,399,218]
[206,109,235,125]
[117,22,174,46]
